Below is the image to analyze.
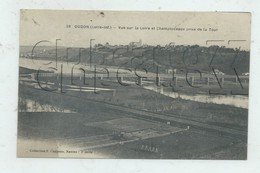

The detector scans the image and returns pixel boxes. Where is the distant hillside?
[20,44,250,75]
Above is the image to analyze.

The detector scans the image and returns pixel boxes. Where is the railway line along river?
[143,86,248,109]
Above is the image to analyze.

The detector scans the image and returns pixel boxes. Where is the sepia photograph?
[17,10,250,159]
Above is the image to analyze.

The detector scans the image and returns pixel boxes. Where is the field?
[17,75,248,159]
[18,110,246,159]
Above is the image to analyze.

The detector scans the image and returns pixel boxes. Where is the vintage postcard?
[17,10,251,159]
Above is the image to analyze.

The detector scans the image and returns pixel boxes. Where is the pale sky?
[20,10,251,50]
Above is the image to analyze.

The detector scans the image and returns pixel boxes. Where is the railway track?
[19,84,247,138]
